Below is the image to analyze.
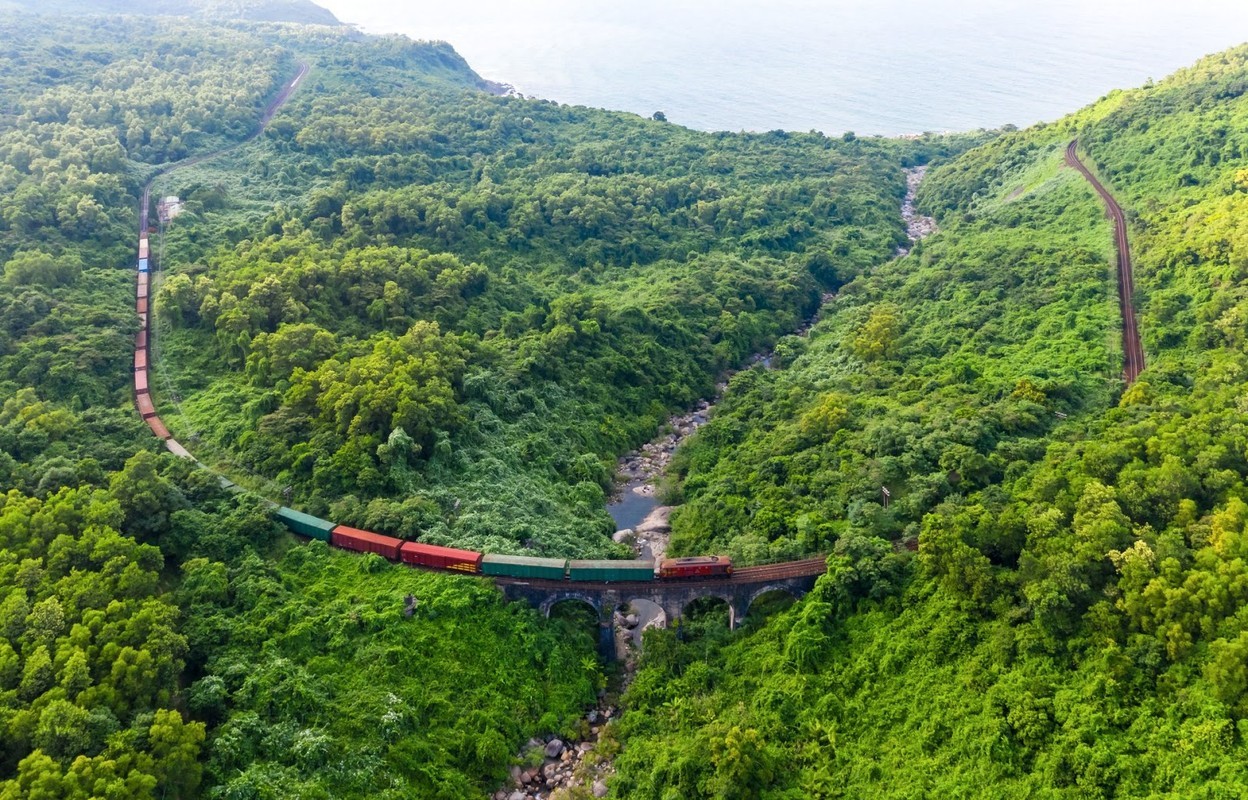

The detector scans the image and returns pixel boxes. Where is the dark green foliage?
[613,44,1248,799]
[149,29,927,555]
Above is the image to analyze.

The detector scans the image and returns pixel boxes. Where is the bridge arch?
[680,593,738,630]
[539,592,603,620]
[742,584,807,626]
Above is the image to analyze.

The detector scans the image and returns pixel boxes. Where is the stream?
[495,164,936,800]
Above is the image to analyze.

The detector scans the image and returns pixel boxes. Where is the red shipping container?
[136,329,147,349]
[137,393,156,418]
[146,416,170,439]
[135,369,148,394]
[331,526,403,560]
[399,541,482,573]
[135,350,147,371]
[137,297,148,314]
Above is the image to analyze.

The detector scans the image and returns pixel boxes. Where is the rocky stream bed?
[495,163,937,800]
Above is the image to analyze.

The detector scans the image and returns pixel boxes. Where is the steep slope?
[613,45,1248,799]
[0,0,340,25]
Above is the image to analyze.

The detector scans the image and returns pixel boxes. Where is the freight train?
[131,211,732,584]
[274,506,731,582]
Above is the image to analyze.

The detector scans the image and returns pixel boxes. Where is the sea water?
[317,0,1248,136]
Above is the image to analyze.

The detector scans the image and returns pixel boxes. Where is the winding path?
[1065,139,1145,383]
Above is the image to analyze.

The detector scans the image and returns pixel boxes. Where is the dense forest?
[6,1,1248,797]
[0,13,597,798]
[611,44,1248,798]
[145,27,958,557]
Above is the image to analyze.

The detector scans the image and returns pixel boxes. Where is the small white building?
[157,196,183,224]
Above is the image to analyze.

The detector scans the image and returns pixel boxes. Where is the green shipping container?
[276,506,336,541]
[481,554,568,580]
[568,559,656,583]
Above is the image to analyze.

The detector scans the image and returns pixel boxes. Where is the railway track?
[130,62,835,593]
[1065,139,1145,383]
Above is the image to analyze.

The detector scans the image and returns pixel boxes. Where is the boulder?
[593,780,609,797]
[544,739,565,758]
[508,792,525,800]
[612,528,635,544]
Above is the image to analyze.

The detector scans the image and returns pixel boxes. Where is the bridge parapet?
[496,569,821,660]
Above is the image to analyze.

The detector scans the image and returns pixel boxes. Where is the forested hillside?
[0,13,593,798]
[0,0,340,25]
[612,45,1248,798]
[145,28,950,557]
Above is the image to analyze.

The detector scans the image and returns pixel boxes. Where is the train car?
[146,416,170,439]
[137,272,149,294]
[138,258,149,273]
[138,312,147,329]
[331,525,403,559]
[135,369,149,394]
[136,393,157,419]
[137,296,148,314]
[135,329,147,349]
[165,438,194,460]
[134,349,147,371]
[480,554,568,580]
[275,506,336,541]
[568,559,655,583]
[658,555,733,580]
[399,541,483,573]
[138,238,149,259]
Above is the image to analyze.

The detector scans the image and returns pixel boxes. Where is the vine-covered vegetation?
[148,26,954,556]
[0,12,596,798]
[613,44,1248,798]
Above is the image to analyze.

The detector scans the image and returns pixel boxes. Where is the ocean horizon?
[315,0,1248,137]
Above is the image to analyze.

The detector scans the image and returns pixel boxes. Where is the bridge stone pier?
[495,558,826,660]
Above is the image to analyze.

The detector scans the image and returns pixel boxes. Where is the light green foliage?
[180,541,596,798]
[0,486,202,798]
[615,43,1248,799]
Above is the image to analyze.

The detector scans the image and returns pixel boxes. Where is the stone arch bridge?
[496,556,827,659]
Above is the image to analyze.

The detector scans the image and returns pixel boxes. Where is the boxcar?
[136,393,156,418]
[276,506,335,541]
[137,271,148,290]
[139,238,149,259]
[658,555,733,580]
[138,258,149,272]
[331,525,403,559]
[135,350,147,371]
[400,542,482,573]
[135,329,147,349]
[146,416,170,439]
[568,559,655,583]
[480,554,568,580]
[137,296,148,314]
[135,369,148,394]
